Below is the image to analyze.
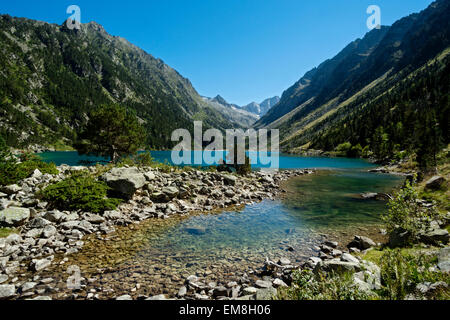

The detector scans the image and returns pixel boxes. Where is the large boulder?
[223,175,237,186]
[1,185,22,195]
[389,227,411,248]
[0,284,16,299]
[420,228,450,246]
[425,176,446,190]
[347,235,376,250]
[314,259,361,275]
[0,207,30,227]
[162,187,179,199]
[100,167,146,199]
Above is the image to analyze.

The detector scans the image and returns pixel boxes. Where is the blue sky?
[1,0,434,105]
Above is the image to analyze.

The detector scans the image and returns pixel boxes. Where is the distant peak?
[213,95,228,105]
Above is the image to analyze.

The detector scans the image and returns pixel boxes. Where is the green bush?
[277,269,374,300]
[117,152,155,168]
[0,140,58,186]
[382,179,441,245]
[379,249,450,300]
[336,142,352,153]
[40,172,122,213]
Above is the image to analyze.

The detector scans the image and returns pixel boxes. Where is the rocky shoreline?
[0,165,315,300]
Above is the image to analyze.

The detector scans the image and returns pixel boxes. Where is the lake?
[37,151,403,297]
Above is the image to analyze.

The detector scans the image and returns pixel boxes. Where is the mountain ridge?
[0,15,238,149]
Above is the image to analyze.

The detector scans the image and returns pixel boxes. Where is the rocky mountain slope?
[255,0,450,156]
[0,16,237,150]
[203,95,280,128]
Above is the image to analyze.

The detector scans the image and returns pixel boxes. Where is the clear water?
[38,151,404,296]
[144,170,402,254]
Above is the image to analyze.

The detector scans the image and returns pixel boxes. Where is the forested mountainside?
[0,15,237,150]
[256,0,450,163]
[288,48,450,169]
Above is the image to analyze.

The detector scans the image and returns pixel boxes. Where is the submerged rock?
[185,226,206,235]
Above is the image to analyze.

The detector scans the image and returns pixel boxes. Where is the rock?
[21,282,37,292]
[347,235,376,250]
[420,228,449,245]
[162,187,179,199]
[43,210,64,223]
[0,284,16,299]
[103,210,123,220]
[60,221,80,230]
[1,185,22,195]
[223,175,237,186]
[361,193,378,200]
[100,167,146,199]
[76,220,94,233]
[177,286,187,297]
[224,189,235,198]
[31,169,42,178]
[42,225,57,238]
[278,258,291,266]
[186,275,198,283]
[324,240,338,248]
[416,281,448,298]
[0,207,30,227]
[146,294,167,300]
[389,227,411,248]
[341,253,360,264]
[5,233,22,245]
[84,213,105,224]
[116,295,133,300]
[255,280,272,289]
[28,296,52,300]
[353,261,381,292]
[30,256,54,272]
[425,176,446,190]
[242,287,258,296]
[144,172,156,181]
[213,286,229,297]
[314,260,361,275]
[272,278,288,288]
[185,226,206,235]
[255,287,277,300]
[28,217,51,229]
[151,192,169,203]
[437,247,450,272]
[0,275,8,284]
[304,257,322,269]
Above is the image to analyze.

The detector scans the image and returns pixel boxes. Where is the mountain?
[242,96,280,117]
[0,16,237,150]
[255,0,450,159]
[203,95,280,128]
[202,95,258,128]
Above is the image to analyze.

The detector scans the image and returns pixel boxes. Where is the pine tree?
[74,104,146,162]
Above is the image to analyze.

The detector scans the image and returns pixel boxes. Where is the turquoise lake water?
[38,150,376,170]
[37,151,404,290]
[38,151,403,264]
